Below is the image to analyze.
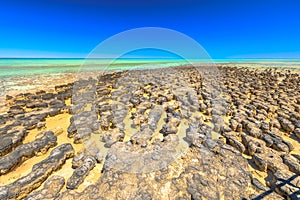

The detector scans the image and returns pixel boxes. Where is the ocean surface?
[1,58,300,77]
[0,58,185,77]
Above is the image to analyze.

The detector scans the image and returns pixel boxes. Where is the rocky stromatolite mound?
[0,65,299,199]
[0,143,74,200]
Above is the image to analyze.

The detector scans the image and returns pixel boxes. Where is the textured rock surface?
[24,175,65,200]
[0,65,300,199]
[0,143,74,200]
[0,127,26,156]
[58,142,259,199]
[0,131,57,175]
[67,156,96,189]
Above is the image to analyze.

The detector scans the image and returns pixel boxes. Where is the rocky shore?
[0,64,300,199]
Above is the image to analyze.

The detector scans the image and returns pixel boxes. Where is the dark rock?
[42,93,55,100]
[67,156,96,189]
[0,131,57,175]
[241,133,265,155]
[0,143,74,200]
[37,121,46,130]
[101,128,123,147]
[49,108,61,117]
[161,124,178,135]
[251,177,269,191]
[49,100,66,109]
[148,106,163,130]
[67,122,77,138]
[226,136,245,153]
[290,118,300,129]
[203,139,218,150]
[230,119,239,132]
[131,125,153,145]
[8,106,25,115]
[272,170,300,199]
[74,127,92,144]
[268,133,293,153]
[0,127,26,156]
[161,117,180,136]
[24,175,65,200]
[278,117,295,132]
[26,102,48,109]
[24,118,40,130]
[294,128,300,139]
[282,154,300,175]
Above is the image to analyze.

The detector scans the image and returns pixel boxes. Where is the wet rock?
[0,143,74,200]
[0,131,57,175]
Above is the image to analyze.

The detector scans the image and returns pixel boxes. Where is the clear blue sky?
[0,0,299,59]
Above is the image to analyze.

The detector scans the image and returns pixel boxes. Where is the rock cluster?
[0,144,74,199]
[0,65,299,199]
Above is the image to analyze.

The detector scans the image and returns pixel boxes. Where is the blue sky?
[0,0,299,59]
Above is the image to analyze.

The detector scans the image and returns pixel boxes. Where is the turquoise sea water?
[0,58,188,77]
[0,58,300,77]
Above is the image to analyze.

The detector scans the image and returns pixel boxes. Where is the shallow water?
[0,58,187,77]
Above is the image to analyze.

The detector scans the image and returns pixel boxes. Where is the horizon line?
[1,57,300,60]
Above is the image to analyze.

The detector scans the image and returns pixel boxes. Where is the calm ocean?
[0,58,300,77]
